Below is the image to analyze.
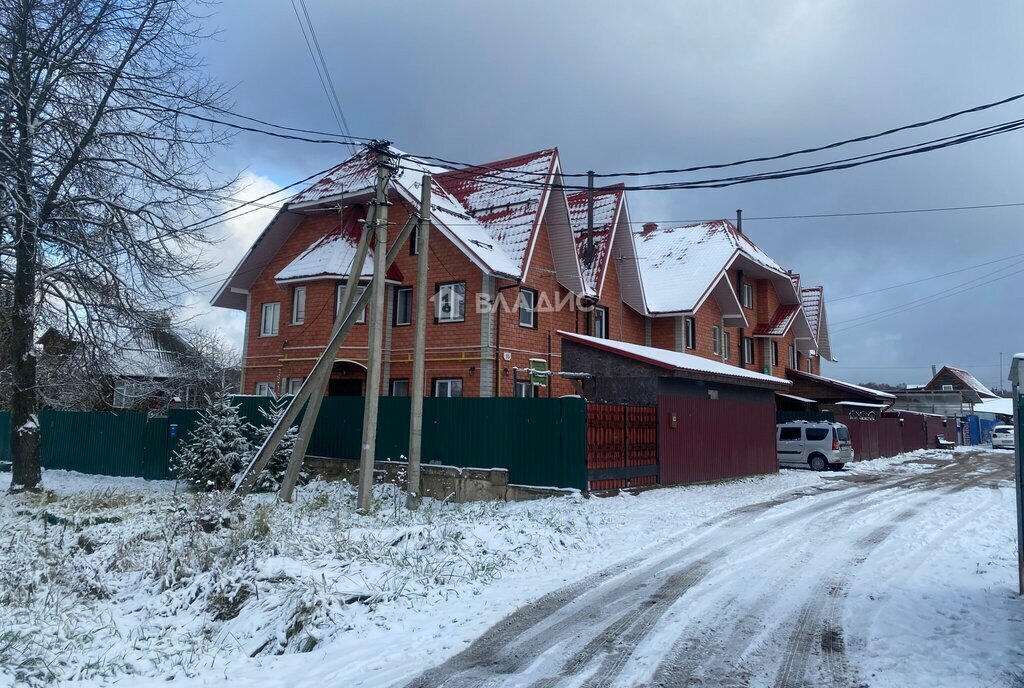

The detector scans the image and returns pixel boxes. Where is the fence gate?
[586,403,658,490]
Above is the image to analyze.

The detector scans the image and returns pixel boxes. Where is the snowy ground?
[0,449,1020,687]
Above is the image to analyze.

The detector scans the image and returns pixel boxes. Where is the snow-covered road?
[407,450,1022,688]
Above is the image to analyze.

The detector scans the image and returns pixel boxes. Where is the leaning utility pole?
[356,158,392,514]
[406,174,432,510]
[233,143,406,503]
[278,215,373,502]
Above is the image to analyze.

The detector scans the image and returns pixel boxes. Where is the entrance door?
[329,378,362,396]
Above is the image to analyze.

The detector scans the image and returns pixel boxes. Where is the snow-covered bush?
[248,394,308,493]
[172,391,251,491]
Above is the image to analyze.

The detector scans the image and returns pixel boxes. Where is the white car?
[991,425,1015,450]
[777,421,854,471]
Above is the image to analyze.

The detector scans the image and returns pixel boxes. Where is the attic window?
[741,283,753,309]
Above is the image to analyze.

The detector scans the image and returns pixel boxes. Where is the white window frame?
[436,282,466,323]
[771,340,779,367]
[514,380,534,398]
[722,331,731,360]
[291,286,306,325]
[684,316,696,350]
[336,284,367,324]
[394,286,413,326]
[712,325,721,355]
[285,377,303,395]
[112,379,137,409]
[390,378,410,396]
[741,283,754,309]
[789,344,797,369]
[743,337,754,365]
[519,288,537,328]
[255,382,275,397]
[260,302,280,337]
[434,378,463,397]
[594,306,608,339]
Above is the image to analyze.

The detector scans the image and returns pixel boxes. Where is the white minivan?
[777,421,854,471]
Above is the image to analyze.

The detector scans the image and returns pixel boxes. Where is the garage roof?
[559,331,790,388]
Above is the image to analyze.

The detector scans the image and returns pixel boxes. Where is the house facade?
[213,146,835,399]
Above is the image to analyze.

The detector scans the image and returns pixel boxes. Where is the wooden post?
[406,174,431,510]
[356,161,391,514]
[278,215,373,502]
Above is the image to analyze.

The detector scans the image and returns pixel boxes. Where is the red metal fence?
[845,413,957,460]
[586,403,658,490]
[658,395,777,485]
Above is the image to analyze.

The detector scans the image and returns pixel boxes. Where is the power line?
[830,252,1024,302]
[833,261,1024,333]
[289,0,356,152]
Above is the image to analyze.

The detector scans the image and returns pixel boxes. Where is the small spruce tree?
[173,391,251,491]
[250,395,307,492]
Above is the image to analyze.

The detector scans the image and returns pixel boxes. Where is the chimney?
[931,364,937,377]
[642,222,658,233]
[735,209,743,234]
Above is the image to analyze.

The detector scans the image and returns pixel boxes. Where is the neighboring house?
[922,365,1000,405]
[36,320,218,410]
[213,147,836,399]
[784,368,896,417]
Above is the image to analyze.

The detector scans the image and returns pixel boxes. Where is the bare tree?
[0,0,235,490]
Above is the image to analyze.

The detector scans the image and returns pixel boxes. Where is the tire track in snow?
[405,453,1005,688]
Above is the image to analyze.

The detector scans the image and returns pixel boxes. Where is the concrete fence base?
[305,456,575,503]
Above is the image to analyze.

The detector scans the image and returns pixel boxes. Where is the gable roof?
[800,286,835,362]
[274,212,403,284]
[925,365,998,399]
[567,185,624,296]
[560,330,790,388]
[630,219,793,316]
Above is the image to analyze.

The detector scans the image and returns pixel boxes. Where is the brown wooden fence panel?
[845,418,880,460]
[586,403,658,490]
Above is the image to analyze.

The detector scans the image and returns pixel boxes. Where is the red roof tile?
[752,303,800,337]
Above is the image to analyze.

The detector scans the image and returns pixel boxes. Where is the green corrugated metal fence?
[0,397,588,490]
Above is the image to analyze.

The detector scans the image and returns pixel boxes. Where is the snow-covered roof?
[560,331,790,387]
[436,149,557,273]
[777,392,817,404]
[928,366,998,399]
[753,304,800,337]
[631,220,789,315]
[786,368,896,401]
[567,185,623,296]
[274,213,403,283]
[835,401,890,409]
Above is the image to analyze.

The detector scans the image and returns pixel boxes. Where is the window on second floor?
[394,287,412,326]
[436,282,466,323]
[722,331,731,360]
[741,283,754,309]
[712,325,721,355]
[684,316,696,350]
[789,344,797,369]
[519,288,537,328]
[260,302,280,337]
[594,306,609,339]
[336,284,367,324]
[291,286,306,325]
[742,336,755,364]
[771,340,780,367]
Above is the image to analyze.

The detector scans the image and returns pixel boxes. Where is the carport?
[560,332,791,486]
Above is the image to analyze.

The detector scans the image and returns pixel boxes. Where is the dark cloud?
[196,0,1024,390]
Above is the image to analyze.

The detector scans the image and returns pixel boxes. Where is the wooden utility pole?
[406,174,432,509]
[356,159,391,514]
[278,218,373,502]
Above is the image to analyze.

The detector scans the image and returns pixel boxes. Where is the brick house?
[213,147,834,398]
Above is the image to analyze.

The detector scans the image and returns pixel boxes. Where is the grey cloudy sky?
[190,0,1024,390]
